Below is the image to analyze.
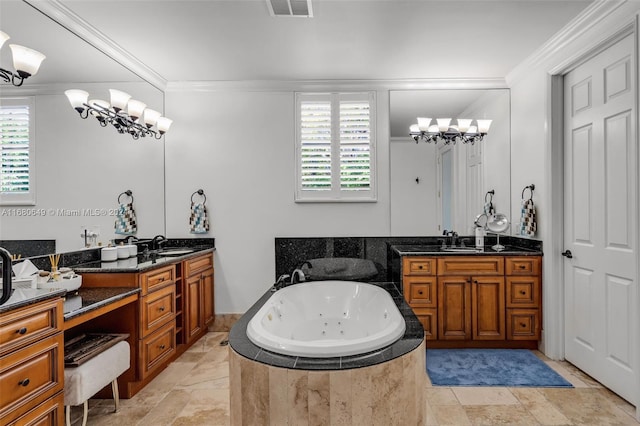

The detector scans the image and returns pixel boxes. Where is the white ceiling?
[2,0,594,86]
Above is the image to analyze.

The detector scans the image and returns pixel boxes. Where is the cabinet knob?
[159,306,165,312]
[473,280,478,284]
[18,378,30,387]
[520,323,527,328]
[159,344,166,350]
[418,290,423,295]
[16,327,27,335]
[519,290,526,295]
[519,265,526,269]
[418,265,423,269]
[158,277,165,282]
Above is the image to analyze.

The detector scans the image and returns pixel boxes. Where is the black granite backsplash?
[275,236,542,284]
[8,238,215,271]
[0,240,56,258]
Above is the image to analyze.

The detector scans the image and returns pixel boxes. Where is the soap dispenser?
[475,226,485,250]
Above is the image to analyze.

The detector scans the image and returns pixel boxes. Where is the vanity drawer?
[184,253,214,277]
[403,257,436,276]
[0,334,63,421]
[4,392,64,426]
[140,265,175,295]
[0,299,62,356]
[403,276,437,307]
[437,257,504,276]
[506,257,541,276]
[140,321,176,379]
[506,277,540,308]
[412,307,437,340]
[140,285,176,338]
[507,309,539,340]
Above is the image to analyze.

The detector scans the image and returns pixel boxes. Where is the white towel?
[519,198,536,237]
[189,202,210,234]
[114,202,137,235]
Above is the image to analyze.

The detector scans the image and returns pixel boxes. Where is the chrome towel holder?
[191,189,206,204]
[118,190,133,204]
[521,184,535,200]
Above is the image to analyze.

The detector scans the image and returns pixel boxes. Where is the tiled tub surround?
[275,236,542,283]
[229,282,426,425]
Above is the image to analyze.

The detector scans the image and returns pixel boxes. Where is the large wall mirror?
[0,1,165,254]
[389,89,511,237]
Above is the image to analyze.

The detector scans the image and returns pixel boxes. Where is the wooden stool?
[64,341,130,426]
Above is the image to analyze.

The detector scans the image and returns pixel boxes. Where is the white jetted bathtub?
[246,280,406,357]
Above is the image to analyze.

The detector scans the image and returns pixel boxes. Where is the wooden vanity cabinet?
[402,257,437,340]
[183,253,215,345]
[138,265,176,380]
[506,257,541,340]
[0,298,64,425]
[401,254,541,348]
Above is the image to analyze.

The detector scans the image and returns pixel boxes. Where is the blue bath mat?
[426,349,573,387]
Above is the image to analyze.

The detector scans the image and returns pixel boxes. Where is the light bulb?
[436,118,451,132]
[477,119,492,134]
[417,117,432,131]
[64,89,89,112]
[127,99,146,121]
[109,89,131,113]
[10,44,46,78]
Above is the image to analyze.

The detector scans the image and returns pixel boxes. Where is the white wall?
[0,82,165,252]
[164,89,391,313]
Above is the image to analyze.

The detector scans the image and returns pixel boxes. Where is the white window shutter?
[296,92,376,202]
[0,98,36,205]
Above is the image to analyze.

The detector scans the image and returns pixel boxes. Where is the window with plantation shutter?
[295,92,376,202]
[0,97,35,205]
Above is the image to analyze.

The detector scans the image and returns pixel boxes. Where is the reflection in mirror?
[0,1,166,254]
[390,89,510,237]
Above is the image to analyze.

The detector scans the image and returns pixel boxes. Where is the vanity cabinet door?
[472,276,505,340]
[437,277,471,340]
[202,269,215,327]
[412,307,437,340]
[185,275,203,343]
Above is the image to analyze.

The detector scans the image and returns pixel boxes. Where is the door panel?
[564,33,637,403]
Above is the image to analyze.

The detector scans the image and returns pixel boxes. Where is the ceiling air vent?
[267,0,313,17]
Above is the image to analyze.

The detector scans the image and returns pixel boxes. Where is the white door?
[563,33,637,403]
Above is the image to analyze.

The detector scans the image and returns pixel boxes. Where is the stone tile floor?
[69,332,639,425]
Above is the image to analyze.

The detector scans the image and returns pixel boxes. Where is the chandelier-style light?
[410,117,492,145]
[64,89,173,140]
[0,31,46,87]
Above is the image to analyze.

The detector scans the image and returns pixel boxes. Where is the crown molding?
[24,0,168,91]
[166,78,508,93]
[506,0,627,85]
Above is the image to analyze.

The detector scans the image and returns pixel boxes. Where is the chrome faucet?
[272,274,291,291]
[290,268,306,284]
[443,230,459,247]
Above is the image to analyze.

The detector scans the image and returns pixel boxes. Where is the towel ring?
[521,184,535,200]
[485,190,495,203]
[118,190,133,204]
[191,189,206,204]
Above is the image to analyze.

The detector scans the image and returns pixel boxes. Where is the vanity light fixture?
[64,89,173,140]
[409,117,492,145]
[0,31,46,87]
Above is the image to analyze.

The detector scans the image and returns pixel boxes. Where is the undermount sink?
[439,247,481,253]
[155,248,195,256]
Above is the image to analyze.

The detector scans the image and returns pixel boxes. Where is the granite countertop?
[229,282,424,370]
[392,244,543,256]
[0,287,66,314]
[64,287,141,321]
[73,247,215,273]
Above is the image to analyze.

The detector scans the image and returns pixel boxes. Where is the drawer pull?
[16,327,27,335]
[520,323,527,328]
[519,265,526,269]
[18,378,30,387]
[159,306,165,312]
[159,344,166,350]
[519,290,526,295]
[418,291,423,295]
[418,265,423,270]
[158,277,165,282]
